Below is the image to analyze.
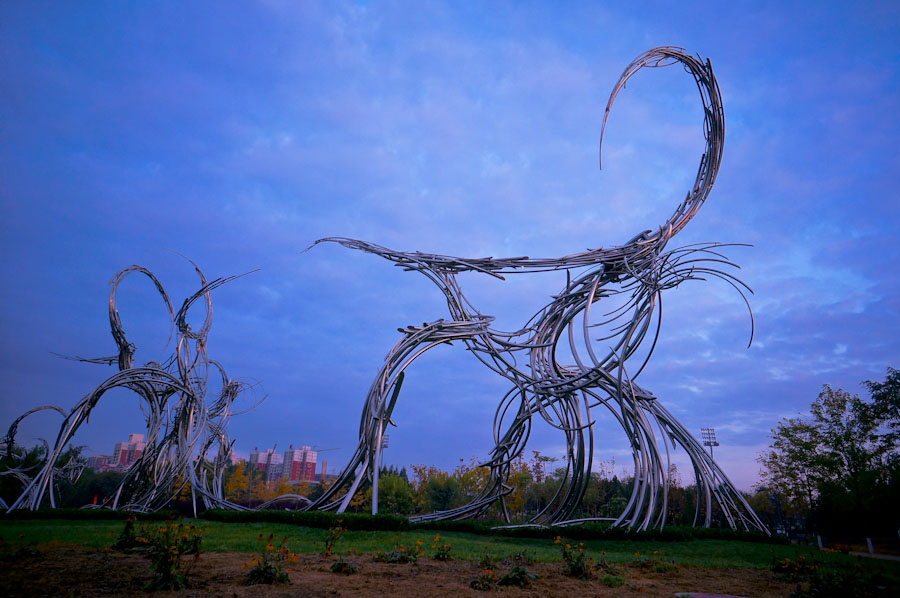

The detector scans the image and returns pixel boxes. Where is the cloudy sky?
[2,1,898,491]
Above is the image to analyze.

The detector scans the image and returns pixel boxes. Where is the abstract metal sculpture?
[305,46,767,532]
[2,264,282,513]
[4,46,767,533]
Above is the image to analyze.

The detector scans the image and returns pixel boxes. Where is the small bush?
[330,556,359,574]
[203,508,409,531]
[373,537,424,564]
[477,547,496,569]
[771,552,820,581]
[140,520,203,591]
[244,533,298,585]
[469,569,497,591]
[769,550,898,597]
[0,508,179,521]
[630,550,674,573]
[111,515,140,550]
[556,536,593,580]
[323,522,345,557]
[430,533,452,561]
[497,565,539,587]
[507,549,536,566]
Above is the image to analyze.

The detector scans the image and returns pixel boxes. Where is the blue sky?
[2,1,898,491]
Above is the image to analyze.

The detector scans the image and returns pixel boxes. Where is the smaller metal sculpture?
[2,263,283,513]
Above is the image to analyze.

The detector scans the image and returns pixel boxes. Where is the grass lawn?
[2,517,898,577]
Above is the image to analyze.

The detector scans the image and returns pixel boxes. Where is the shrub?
[140,520,203,590]
[1,508,178,521]
[770,550,898,597]
[323,522,345,557]
[244,533,297,585]
[630,550,674,573]
[372,536,425,564]
[497,565,539,587]
[469,568,497,591]
[556,536,593,580]
[330,556,359,574]
[507,549,535,566]
[203,508,409,531]
[111,514,141,550]
[477,547,496,569]
[430,533,452,561]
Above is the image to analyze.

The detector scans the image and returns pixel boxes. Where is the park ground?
[2,519,899,597]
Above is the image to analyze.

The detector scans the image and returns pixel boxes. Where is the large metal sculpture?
[306,46,766,532]
[3,46,766,532]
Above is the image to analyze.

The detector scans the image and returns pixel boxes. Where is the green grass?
[2,518,899,581]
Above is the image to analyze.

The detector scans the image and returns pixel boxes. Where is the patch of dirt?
[0,547,797,597]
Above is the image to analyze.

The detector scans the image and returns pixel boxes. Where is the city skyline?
[2,1,898,493]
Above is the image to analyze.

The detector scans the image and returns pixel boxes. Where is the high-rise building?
[86,454,114,470]
[249,446,284,482]
[249,444,319,484]
[281,445,318,483]
[112,433,146,468]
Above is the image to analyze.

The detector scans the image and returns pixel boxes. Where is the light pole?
[701,427,719,459]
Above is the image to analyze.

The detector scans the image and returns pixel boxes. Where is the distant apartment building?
[86,433,146,471]
[114,433,146,468]
[86,454,114,470]
[248,447,284,483]
[282,445,317,483]
[249,444,318,484]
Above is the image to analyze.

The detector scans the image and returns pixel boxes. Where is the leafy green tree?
[61,469,126,507]
[359,472,416,514]
[757,416,827,514]
[757,368,900,533]
[424,474,460,512]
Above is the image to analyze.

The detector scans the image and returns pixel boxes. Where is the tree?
[757,416,826,514]
[223,460,249,504]
[757,369,900,533]
[864,366,900,442]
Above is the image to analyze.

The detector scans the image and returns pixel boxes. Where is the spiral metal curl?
[308,47,767,533]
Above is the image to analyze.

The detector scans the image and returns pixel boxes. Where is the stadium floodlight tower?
[701,427,720,459]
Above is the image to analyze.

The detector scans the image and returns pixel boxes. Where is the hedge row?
[203,509,410,531]
[1,508,180,521]
[202,509,787,544]
[1,508,787,545]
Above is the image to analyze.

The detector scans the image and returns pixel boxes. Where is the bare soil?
[0,546,798,597]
